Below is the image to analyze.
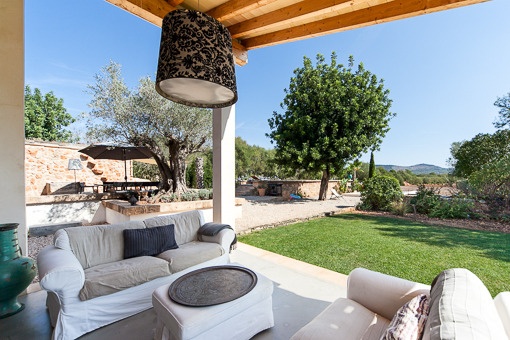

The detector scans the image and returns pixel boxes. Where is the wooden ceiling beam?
[106,0,249,66]
[228,0,354,39]
[105,0,173,25]
[166,0,184,6]
[206,0,280,22]
[242,0,488,49]
[232,40,249,66]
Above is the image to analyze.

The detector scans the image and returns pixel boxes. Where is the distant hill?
[378,163,451,175]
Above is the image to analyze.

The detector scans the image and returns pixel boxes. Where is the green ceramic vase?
[0,223,37,318]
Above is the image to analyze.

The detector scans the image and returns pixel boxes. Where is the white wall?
[0,1,27,253]
[26,202,106,227]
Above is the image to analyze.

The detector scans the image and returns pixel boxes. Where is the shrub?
[180,191,200,201]
[198,189,212,200]
[358,175,403,211]
[429,198,474,219]
[390,199,411,216]
[410,185,441,215]
[159,193,178,203]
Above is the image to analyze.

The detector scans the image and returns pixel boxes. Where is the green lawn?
[238,213,510,296]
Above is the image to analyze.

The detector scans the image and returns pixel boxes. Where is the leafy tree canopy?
[24,85,75,142]
[268,53,394,200]
[494,92,510,129]
[85,61,212,193]
[449,129,510,178]
[235,137,277,179]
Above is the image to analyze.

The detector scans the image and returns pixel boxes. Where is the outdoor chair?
[330,188,343,200]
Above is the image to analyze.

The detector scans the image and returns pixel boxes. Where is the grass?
[238,213,510,296]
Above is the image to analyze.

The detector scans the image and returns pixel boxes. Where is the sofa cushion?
[380,294,429,340]
[428,268,507,340]
[290,298,390,340]
[79,256,171,301]
[123,224,178,259]
[157,241,224,273]
[63,221,146,269]
[143,210,204,245]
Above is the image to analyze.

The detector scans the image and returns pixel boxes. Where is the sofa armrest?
[495,292,510,338]
[199,228,236,253]
[346,268,430,320]
[37,245,85,299]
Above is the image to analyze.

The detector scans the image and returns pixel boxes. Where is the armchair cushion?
[123,224,178,259]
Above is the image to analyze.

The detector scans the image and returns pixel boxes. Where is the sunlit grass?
[238,213,510,296]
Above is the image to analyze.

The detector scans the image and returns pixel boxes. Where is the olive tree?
[85,61,211,193]
[268,53,394,200]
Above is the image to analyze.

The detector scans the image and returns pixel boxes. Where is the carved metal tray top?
[168,265,258,307]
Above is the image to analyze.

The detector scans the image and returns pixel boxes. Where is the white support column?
[0,1,27,253]
[212,106,236,229]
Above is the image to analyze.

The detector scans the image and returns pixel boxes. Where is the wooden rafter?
[206,0,280,22]
[242,0,488,49]
[105,0,249,65]
[107,0,489,65]
[228,0,355,39]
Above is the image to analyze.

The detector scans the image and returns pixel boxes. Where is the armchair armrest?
[198,222,236,253]
[37,245,85,299]
[495,292,510,338]
[199,229,236,253]
[347,268,430,320]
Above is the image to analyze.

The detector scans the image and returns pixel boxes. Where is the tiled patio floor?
[2,243,348,340]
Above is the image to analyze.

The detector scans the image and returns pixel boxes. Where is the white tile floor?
[1,243,348,340]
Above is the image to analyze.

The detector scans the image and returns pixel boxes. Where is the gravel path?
[235,194,360,234]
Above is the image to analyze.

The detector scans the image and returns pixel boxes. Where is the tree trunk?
[195,157,204,189]
[153,156,173,192]
[318,167,330,201]
[167,139,188,194]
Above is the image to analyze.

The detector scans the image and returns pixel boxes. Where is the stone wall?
[252,180,340,199]
[25,141,129,197]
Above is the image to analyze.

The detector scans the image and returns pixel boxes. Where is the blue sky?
[25,0,510,167]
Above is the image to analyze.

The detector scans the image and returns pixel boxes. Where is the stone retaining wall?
[25,141,128,197]
[251,180,341,199]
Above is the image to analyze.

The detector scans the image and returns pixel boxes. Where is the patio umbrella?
[79,143,153,182]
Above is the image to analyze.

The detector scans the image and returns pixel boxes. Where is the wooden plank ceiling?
[107,0,488,66]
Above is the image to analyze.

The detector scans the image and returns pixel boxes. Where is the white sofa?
[291,267,510,340]
[37,210,235,340]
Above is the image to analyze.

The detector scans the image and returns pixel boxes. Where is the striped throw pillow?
[380,294,430,340]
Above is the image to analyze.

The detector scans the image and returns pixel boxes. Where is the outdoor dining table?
[102,181,160,192]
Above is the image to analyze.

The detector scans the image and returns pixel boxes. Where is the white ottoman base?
[153,265,274,340]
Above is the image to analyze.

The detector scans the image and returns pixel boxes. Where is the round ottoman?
[152,264,274,340]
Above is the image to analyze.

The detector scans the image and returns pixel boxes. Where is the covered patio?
[0,0,488,339]
[3,243,347,339]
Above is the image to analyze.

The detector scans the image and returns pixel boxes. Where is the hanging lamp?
[156,9,238,108]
